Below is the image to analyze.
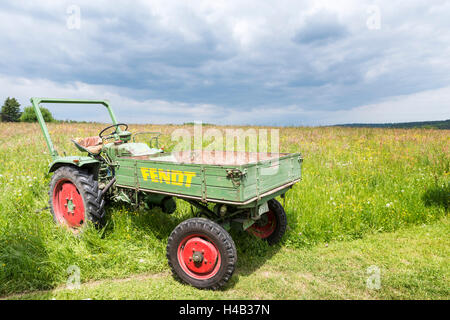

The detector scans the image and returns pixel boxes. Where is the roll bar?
[31,98,120,159]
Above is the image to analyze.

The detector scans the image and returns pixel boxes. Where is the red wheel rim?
[52,179,86,229]
[177,234,221,280]
[248,210,276,239]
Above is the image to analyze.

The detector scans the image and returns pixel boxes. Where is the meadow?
[0,122,448,299]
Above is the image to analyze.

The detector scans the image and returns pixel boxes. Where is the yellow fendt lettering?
[184,172,196,188]
[140,168,159,182]
[171,170,184,186]
[158,169,171,184]
[140,167,197,188]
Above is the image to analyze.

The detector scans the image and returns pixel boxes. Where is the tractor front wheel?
[49,166,105,232]
[166,218,237,290]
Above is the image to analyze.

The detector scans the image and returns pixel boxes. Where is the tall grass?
[0,123,448,295]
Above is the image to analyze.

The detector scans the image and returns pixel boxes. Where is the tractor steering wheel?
[99,123,129,140]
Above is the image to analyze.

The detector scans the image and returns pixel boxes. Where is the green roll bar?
[31,98,120,160]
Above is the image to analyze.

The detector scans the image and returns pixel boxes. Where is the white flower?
[386,202,393,208]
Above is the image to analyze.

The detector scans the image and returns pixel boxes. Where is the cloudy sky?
[1,0,449,125]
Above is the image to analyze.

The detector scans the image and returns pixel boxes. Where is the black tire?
[167,218,237,290]
[248,199,287,245]
[49,166,105,230]
[266,199,288,245]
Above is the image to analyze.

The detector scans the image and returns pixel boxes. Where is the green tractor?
[32,98,302,289]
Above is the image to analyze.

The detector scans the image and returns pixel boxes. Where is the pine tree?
[1,97,22,122]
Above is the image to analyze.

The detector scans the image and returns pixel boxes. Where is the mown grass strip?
[5,216,448,300]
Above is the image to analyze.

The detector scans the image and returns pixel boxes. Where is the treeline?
[0,97,55,123]
[0,97,105,124]
[335,119,450,130]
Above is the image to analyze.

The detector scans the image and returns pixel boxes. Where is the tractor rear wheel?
[247,199,287,245]
[49,166,105,232]
[166,218,237,290]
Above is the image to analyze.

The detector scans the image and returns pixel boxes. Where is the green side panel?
[205,167,242,201]
[203,185,241,202]
[115,164,135,186]
[114,153,302,203]
[116,159,204,198]
[243,183,258,200]
[243,166,257,186]
[203,165,258,187]
[204,167,241,188]
[241,154,302,201]
[258,158,294,192]
[204,174,234,188]
[261,155,301,191]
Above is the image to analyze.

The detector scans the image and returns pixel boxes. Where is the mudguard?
[48,156,100,174]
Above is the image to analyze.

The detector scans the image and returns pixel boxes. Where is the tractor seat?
[73,136,103,154]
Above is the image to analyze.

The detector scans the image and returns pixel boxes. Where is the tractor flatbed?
[115,150,302,205]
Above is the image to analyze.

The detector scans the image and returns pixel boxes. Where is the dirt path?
[1,271,171,300]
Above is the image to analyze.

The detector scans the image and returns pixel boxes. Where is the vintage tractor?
[32,98,302,290]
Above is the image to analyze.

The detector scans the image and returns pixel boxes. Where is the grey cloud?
[0,0,449,125]
[292,11,349,45]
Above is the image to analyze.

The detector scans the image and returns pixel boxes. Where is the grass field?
[7,216,449,300]
[0,122,448,299]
